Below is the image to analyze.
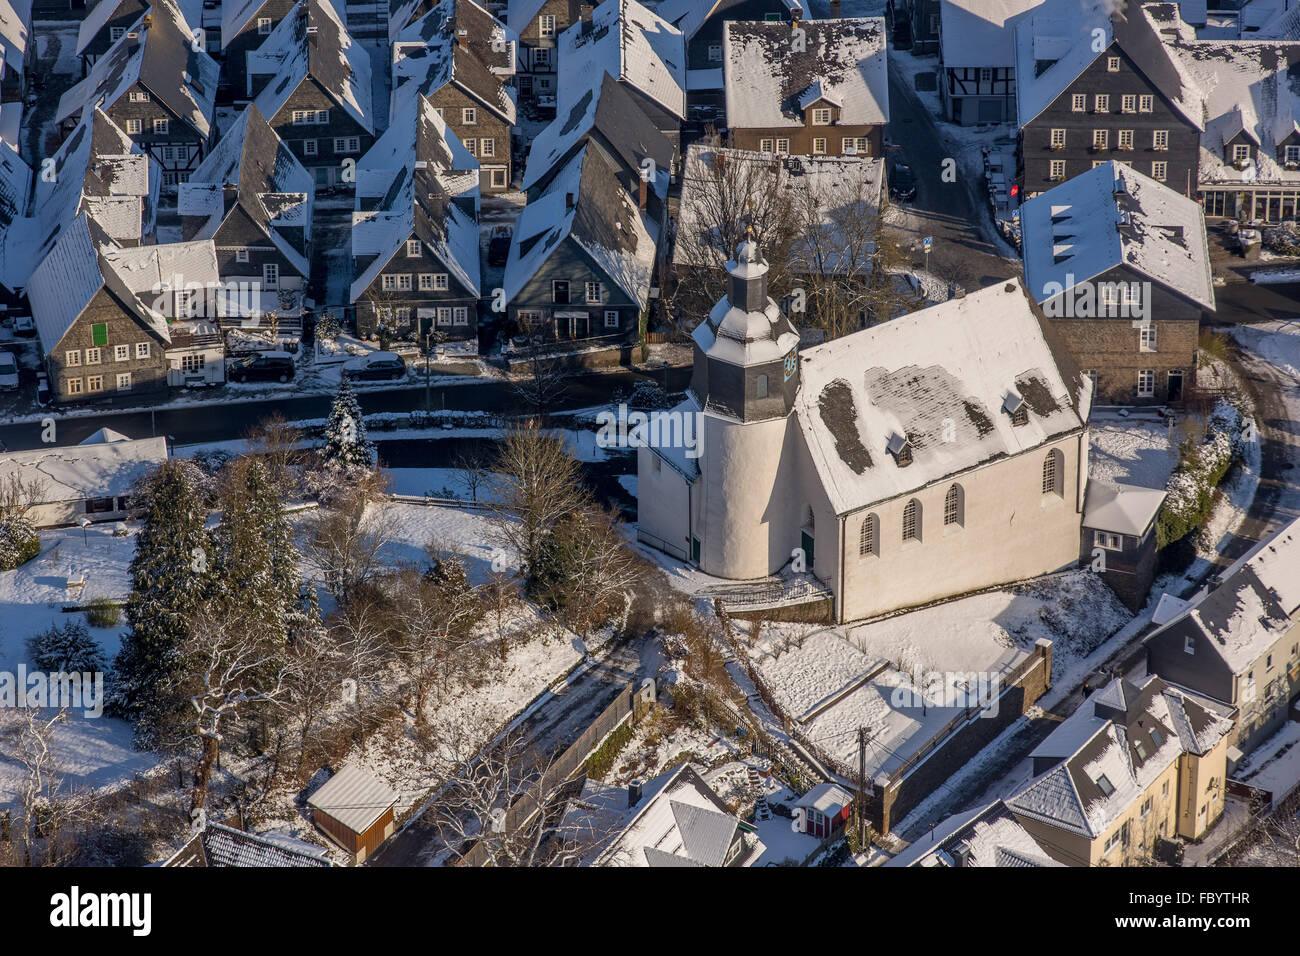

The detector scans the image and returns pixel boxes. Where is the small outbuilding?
[1081,479,1167,611]
[306,763,399,864]
[793,782,853,839]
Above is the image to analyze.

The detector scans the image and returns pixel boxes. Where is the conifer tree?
[322,376,375,470]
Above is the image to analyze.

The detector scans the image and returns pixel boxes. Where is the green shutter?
[92,323,108,346]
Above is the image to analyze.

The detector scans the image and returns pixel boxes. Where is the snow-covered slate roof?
[0,0,31,73]
[223,0,343,47]
[0,433,169,505]
[307,762,398,835]
[504,142,660,308]
[691,239,799,367]
[250,0,374,134]
[25,213,171,354]
[167,822,332,867]
[1145,2,1300,187]
[350,88,481,300]
[673,145,883,275]
[793,278,1087,516]
[522,71,674,194]
[179,104,314,276]
[100,239,220,311]
[392,0,514,71]
[723,17,887,130]
[557,0,686,121]
[1013,0,1198,131]
[391,13,517,124]
[1145,515,1300,674]
[78,0,145,57]
[884,799,1061,867]
[938,0,1040,70]
[57,0,219,138]
[0,138,31,290]
[1082,479,1166,536]
[1009,675,1230,839]
[1021,160,1215,312]
[655,0,804,41]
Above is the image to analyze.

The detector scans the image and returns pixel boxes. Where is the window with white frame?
[111,26,125,40]
[66,377,83,395]
[1051,128,1066,148]
[1287,145,1300,165]
[334,137,359,154]
[396,273,412,291]
[585,281,602,304]
[462,107,477,125]
[1118,129,1133,151]
[258,17,272,34]
[85,348,101,365]
[181,354,205,373]
[979,67,992,83]
[604,310,619,328]
[812,137,827,154]
[136,342,150,359]
[1153,129,1168,151]
[1151,160,1167,181]
[1139,324,1157,351]
[1139,94,1153,112]
[381,274,399,291]
[303,139,317,156]
[1093,129,1109,150]
[129,91,149,103]
[1232,143,1250,162]
[111,343,128,362]
[1094,530,1122,550]
[126,119,142,134]
[1050,159,1066,180]
[418,273,434,291]
[479,137,495,157]
[775,138,790,154]
[538,14,555,36]
[1137,369,1155,397]
[153,119,168,134]
[436,307,452,327]
[842,137,868,154]
[1071,93,1086,112]
[708,44,722,61]
[87,375,103,392]
[1107,56,1121,72]
[1094,94,1109,112]
[760,138,774,153]
[453,307,469,325]
[406,239,421,257]
[116,372,132,391]
[465,138,477,156]
[66,350,81,367]
[1121,94,1135,113]
[235,249,249,263]
[811,108,832,125]
[263,263,278,287]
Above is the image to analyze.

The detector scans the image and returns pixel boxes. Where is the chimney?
[637,175,647,211]
[951,840,973,867]
[627,779,643,808]
[456,28,468,49]
[565,192,574,210]
[830,0,842,17]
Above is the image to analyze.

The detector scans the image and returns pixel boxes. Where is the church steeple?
[726,232,769,313]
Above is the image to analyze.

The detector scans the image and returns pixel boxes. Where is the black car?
[228,352,296,384]
[344,351,408,381]
[889,162,917,202]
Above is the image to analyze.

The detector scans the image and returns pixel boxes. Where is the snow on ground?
[385,468,501,503]
[1237,722,1300,803]
[1231,322,1300,381]
[1087,413,1180,489]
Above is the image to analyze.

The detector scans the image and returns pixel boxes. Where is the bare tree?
[303,495,396,606]
[510,313,571,419]
[0,709,91,866]
[0,471,48,523]
[388,571,482,723]
[245,412,305,495]
[539,509,641,645]
[453,446,493,503]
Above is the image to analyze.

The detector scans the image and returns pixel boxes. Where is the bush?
[585,721,635,781]
[1157,401,1244,549]
[84,596,122,628]
[27,620,107,673]
[0,517,39,571]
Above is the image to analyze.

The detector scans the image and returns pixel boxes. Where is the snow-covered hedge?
[0,516,39,571]
[1157,401,1245,549]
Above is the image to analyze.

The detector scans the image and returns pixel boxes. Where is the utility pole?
[858,726,868,850]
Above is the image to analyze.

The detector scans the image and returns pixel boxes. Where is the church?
[637,239,1096,623]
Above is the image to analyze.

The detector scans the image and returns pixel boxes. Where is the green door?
[691,537,701,565]
[801,530,814,570]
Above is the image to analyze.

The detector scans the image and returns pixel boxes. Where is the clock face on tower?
[784,349,798,382]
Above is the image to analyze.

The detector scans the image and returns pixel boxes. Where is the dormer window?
[810,108,832,125]
[1286,145,1300,166]
[1096,774,1115,797]
[1004,393,1028,426]
[887,433,912,467]
[1232,144,1250,164]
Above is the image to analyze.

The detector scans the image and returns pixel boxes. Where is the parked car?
[0,350,17,390]
[227,351,296,384]
[36,371,51,406]
[12,315,34,337]
[889,161,917,202]
[488,226,512,267]
[343,351,407,382]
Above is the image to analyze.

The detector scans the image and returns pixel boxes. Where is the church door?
[801,530,815,571]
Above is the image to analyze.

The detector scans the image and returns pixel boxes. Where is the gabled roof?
[250,0,374,133]
[655,0,804,41]
[505,0,565,35]
[392,15,517,123]
[724,17,887,129]
[223,0,344,47]
[558,0,686,121]
[100,238,220,307]
[178,104,314,276]
[794,278,1087,516]
[1021,161,1215,312]
[57,0,219,139]
[0,0,31,74]
[504,142,660,308]
[307,762,399,835]
[25,213,171,353]
[165,822,333,867]
[884,799,1062,867]
[392,0,514,71]
[77,0,147,57]
[1014,0,1198,131]
[0,430,169,504]
[1008,675,1231,839]
[938,0,1039,70]
[522,71,674,194]
[350,89,481,300]
[0,138,32,284]
[1146,516,1300,674]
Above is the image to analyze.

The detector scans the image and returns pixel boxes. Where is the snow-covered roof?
[884,799,1062,867]
[78,0,145,57]
[1146,516,1300,674]
[724,17,887,130]
[391,13,517,124]
[571,764,762,867]
[223,0,345,47]
[1021,161,1215,312]
[522,71,674,195]
[794,278,1088,516]
[655,0,804,41]
[166,822,332,867]
[557,0,686,121]
[1145,2,1300,186]
[307,762,399,835]
[350,88,481,300]
[179,104,314,276]
[101,239,220,313]
[0,433,169,504]
[939,0,1040,70]
[1014,0,1199,130]
[0,137,31,291]
[504,142,660,308]
[392,0,514,72]
[691,239,800,367]
[1082,479,1166,536]
[1009,675,1231,839]
[250,0,374,134]
[57,0,219,139]
[0,0,30,74]
[795,781,852,814]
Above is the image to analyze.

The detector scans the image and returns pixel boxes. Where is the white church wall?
[635,444,694,561]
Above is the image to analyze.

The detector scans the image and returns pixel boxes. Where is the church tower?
[692,237,802,579]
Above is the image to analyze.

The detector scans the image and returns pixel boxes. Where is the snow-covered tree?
[113,460,211,747]
[321,376,375,471]
[26,621,106,674]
